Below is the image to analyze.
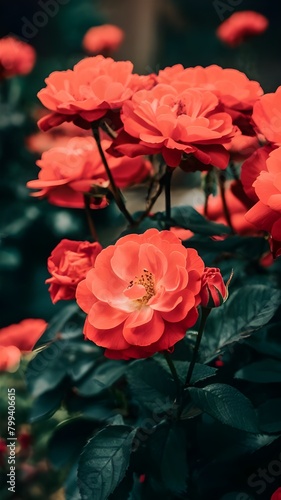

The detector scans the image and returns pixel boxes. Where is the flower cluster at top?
[21,52,281,360]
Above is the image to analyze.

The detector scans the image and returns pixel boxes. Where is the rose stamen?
[127,268,155,307]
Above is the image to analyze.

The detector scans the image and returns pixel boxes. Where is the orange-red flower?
[0,37,36,79]
[46,239,102,303]
[252,86,281,145]
[26,121,92,154]
[200,268,229,308]
[241,145,274,201]
[111,84,235,169]
[27,136,152,208]
[271,488,281,500]
[76,228,205,359]
[157,64,263,113]
[216,11,269,48]
[0,319,47,371]
[82,24,125,55]
[243,147,281,257]
[37,56,143,131]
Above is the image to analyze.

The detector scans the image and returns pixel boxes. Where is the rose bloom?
[37,56,146,131]
[157,65,262,159]
[252,86,281,145]
[0,319,47,371]
[216,11,269,48]
[27,136,152,208]
[46,239,103,303]
[271,488,281,500]
[83,24,125,55]
[76,228,205,359]
[200,267,228,308]
[242,147,281,258]
[110,84,235,169]
[157,64,263,113]
[0,36,36,79]
[26,121,92,155]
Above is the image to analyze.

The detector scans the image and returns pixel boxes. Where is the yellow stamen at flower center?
[125,268,156,307]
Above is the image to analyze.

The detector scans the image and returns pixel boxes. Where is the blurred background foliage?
[0,0,281,327]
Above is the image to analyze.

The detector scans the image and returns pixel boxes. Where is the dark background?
[0,0,281,327]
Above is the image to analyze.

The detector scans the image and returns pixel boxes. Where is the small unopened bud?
[200,267,233,309]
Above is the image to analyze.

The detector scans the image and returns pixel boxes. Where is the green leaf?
[78,425,137,500]
[159,206,231,235]
[148,422,188,496]
[201,285,281,361]
[76,360,128,396]
[188,384,259,433]
[155,357,217,385]
[26,340,67,397]
[29,387,63,423]
[258,399,281,433]
[185,235,269,265]
[235,359,281,383]
[48,417,99,469]
[33,303,81,348]
[127,359,176,412]
[245,323,281,360]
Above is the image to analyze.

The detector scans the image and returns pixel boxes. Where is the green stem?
[204,193,209,217]
[92,127,134,225]
[185,308,211,387]
[218,172,234,233]
[83,194,99,241]
[163,351,181,403]
[164,167,173,229]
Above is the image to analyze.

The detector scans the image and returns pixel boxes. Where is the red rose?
[0,36,36,79]
[111,84,235,169]
[26,121,92,154]
[243,147,281,257]
[76,228,205,359]
[27,136,152,208]
[241,145,274,202]
[37,56,143,131]
[46,239,102,303]
[216,11,269,48]
[0,319,47,371]
[252,86,281,144]
[83,24,124,55]
[200,268,230,308]
[157,64,263,112]
[271,488,281,500]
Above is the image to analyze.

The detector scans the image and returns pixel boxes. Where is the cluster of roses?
[20,53,281,361]
[27,55,281,253]
[1,27,281,365]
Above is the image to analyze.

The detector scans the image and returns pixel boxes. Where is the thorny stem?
[83,194,99,241]
[137,164,172,225]
[163,351,181,404]
[92,126,134,225]
[218,171,235,233]
[164,167,173,229]
[185,308,211,387]
[204,193,209,217]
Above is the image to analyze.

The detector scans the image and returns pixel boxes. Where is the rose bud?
[200,267,232,309]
